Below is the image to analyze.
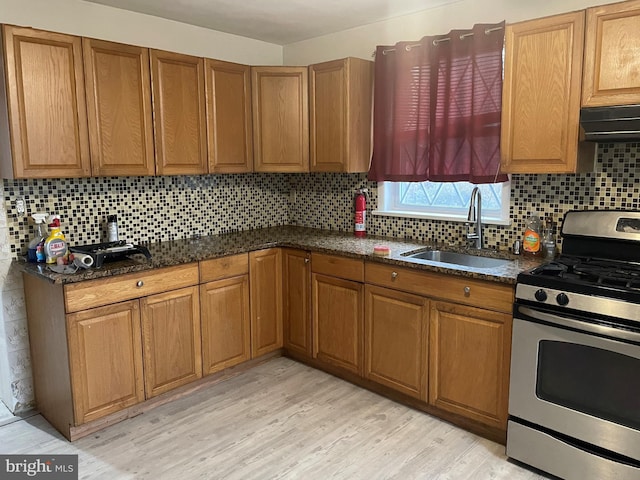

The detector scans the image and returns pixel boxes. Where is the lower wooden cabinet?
[140,286,202,398]
[200,275,251,375]
[312,273,363,374]
[283,249,312,357]
[67,300,145,424]
[364,285,429,400]
[250,249,283,357]
[429,301,512,429]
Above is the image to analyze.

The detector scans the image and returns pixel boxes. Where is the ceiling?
[82,0,462,45]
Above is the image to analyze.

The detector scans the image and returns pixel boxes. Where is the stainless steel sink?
[403,250,513,269]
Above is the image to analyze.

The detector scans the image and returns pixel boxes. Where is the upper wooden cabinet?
[205,59,253,173]
[83,39,155,176]
[150,50,207,175]
[583,0,640,106]
[251,66,309,172]
[309,57,373,173]
[501,12,592,175]
[0,25,91,179]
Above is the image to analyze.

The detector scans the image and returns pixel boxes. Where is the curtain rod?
[371,26,503,58]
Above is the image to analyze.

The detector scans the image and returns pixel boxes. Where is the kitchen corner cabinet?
[0,25,91,179]
[283,249,312,358]
[250,249,283,357]
[141,286,202,398]
[199,254,251,375]
[251,67,309,172]
[429,301,512,430]
[501,12,595,174]
[83,39,155,176]
[583,0,640,106]
[150,50,207,175]
[309,57,373,173]
[364,285,429,400]
[312,253,364,375]
[205,59,253,173]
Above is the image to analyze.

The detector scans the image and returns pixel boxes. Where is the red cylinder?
[354,191,366,237]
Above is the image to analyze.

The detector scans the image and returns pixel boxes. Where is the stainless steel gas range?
[507,210,640,479]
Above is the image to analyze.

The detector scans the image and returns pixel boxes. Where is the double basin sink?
[401,249,513,269]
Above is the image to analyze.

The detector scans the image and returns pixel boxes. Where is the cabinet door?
[364,285,428,400]
[429,301,512,429]
[501,12,586,174]
[312,273,363,375]
[200,275,251,375]
[67,300,144,424]
[1,25,90,178]
[150,50,207,175]
[250,249,283,357]
[83,39,155,176]
[205,59,253,173]
[309,57,373,173]
[583,0,640,106]
[140,286,202,398]
[283,249,312,357]
[251,67,309,172]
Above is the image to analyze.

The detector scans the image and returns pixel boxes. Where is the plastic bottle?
[27,213,48,263]
[44,215,68,264]
[522,213,542,256]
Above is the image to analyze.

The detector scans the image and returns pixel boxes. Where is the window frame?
[373,179,511,226]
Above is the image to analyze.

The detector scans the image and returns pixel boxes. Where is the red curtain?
[368,22,507,184]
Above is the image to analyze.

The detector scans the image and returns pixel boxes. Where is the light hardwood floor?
[0,357,548,479]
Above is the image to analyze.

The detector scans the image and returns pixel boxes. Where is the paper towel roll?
[72,252,94,269]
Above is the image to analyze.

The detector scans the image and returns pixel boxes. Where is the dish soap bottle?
[523,213,542,256]
[44,215,68,264]
[27,212,48,263]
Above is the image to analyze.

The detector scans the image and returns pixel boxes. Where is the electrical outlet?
[15,197,25,215]
[289,190,296,203]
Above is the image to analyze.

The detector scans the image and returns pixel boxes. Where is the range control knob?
[556,293,570,306]
[534,289,547,302]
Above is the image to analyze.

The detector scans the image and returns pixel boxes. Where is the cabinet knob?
[304,258,310,264]
[136,280,144,288]
[463,286,471,296]
[391,272,398,279]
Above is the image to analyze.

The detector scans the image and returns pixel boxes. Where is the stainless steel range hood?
[580,104,640,142]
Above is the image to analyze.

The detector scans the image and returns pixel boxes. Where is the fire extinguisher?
[354,188,368,237]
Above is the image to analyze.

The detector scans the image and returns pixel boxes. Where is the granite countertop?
[18,226,546,286]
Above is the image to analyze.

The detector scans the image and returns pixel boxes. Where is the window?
[375,179,511,225]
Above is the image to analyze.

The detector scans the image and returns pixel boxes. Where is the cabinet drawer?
[200,253,249,283]
[311,253,364,282]
[365,262,513,313]
[64,263,199,313]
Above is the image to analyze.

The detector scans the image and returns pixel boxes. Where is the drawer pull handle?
[136,280,144,288]
[464,286,471,296]
[391,272,398,279]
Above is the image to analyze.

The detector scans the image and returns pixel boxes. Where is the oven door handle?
[517,306,640,343]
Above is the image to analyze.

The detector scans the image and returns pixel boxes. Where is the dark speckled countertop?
[18,226,546,285]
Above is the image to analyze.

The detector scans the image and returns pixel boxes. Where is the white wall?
[0,0,282,65]
[283,0,619,64]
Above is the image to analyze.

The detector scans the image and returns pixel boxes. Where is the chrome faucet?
[466,187,483,249]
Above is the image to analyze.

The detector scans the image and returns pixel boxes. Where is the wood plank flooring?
[0,357,548,479]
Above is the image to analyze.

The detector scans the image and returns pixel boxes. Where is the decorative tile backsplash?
[2,143,640,259]
[3,173,290,256]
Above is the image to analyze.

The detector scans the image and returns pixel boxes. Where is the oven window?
[536,341,640,430]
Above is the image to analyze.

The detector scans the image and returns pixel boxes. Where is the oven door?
[509,303,640,462]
